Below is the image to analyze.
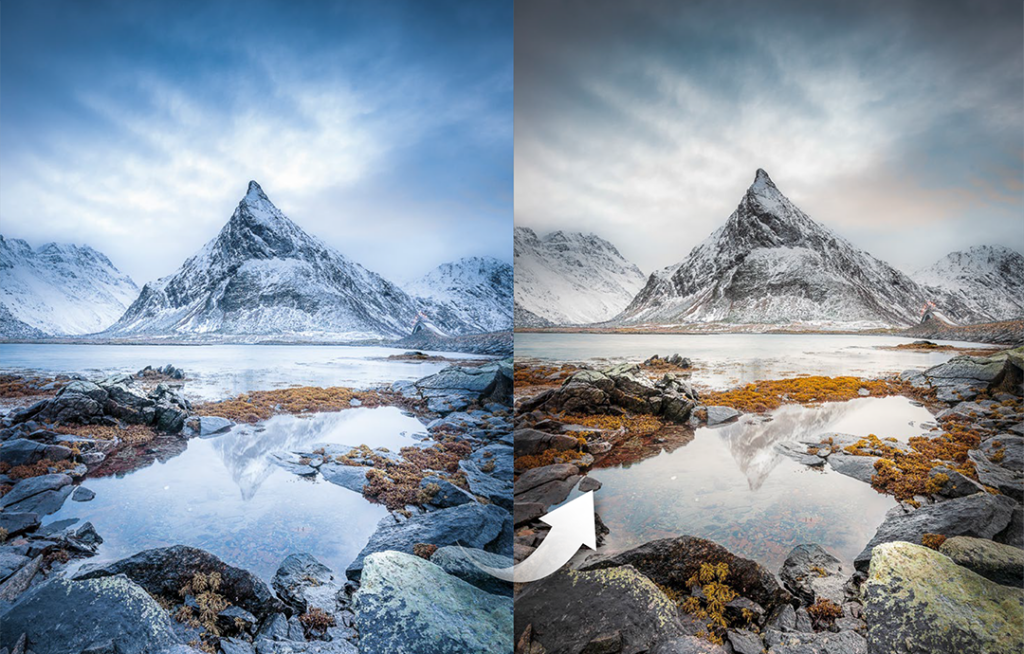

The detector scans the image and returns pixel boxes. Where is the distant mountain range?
[914,245,1024,324]
[513,227,646,326]
[0,236,139,336]
[516,169,1024,329]
[1,182,511,341]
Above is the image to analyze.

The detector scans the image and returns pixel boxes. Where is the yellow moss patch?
[703,376,903,413]
[194,386,383,423]
[515,447,590,471]
[560,413,663,436]
[1,458,77,480]
[835,420,986,502]
[56,423,158,446]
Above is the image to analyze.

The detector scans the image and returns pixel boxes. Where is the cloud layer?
[1,0,512,285]
[514,0,1023,274]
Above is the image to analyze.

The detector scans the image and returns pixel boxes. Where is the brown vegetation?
[807,598,843,630]
[299,608,337,637]
[194,386,384,424]
[921,533,947,550]
[56,423,158,446]
[702,376,903,413]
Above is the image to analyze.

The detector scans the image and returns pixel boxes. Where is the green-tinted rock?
[865,542,1023,654]
[354,550,512,654]
[939,536,1024,587]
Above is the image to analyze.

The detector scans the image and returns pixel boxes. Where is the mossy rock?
[354,550,512,654]
[864,542,1024,654]
[939,536,1024,588]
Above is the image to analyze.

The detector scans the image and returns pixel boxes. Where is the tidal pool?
[46,407,424,581]
[588,396,934,572]
[515,333,995,390]
[0,343,482,400]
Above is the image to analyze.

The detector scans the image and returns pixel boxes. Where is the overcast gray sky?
[514,0,1023,275]
[1,0,511,285]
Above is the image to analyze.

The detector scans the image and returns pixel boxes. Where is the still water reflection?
[47,407,424,581]
[592,397,933,571]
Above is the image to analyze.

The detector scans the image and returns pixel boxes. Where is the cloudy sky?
[1,0,511,285]
[515,0,1023,275]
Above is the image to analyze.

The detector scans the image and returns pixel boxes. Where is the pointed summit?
[244,180,267,203]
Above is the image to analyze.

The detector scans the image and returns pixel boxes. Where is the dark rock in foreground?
[0,575,183,654]
[854,493,1016,571]
[583,535,793,615]
[74,544,281,620]
[515,565,692,654]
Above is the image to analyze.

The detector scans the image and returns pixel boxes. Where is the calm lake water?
[49,407,424,581]
[587,396,933,572]
[0,343,479,400]
[515,333,995,390]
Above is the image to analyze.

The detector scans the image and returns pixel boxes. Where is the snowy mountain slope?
[405,256,512,335]
[913,246,1024,322]
[0,235,139,336]
[514,227,647,326]
[105,181,424,340]
[617,169,934,328]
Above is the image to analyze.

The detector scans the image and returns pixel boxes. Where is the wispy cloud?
[514,0,1023,273]
[1,0,512,284]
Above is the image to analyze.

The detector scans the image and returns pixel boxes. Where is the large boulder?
[939,536,1024,587]
[583,536,793,615]
[515,565,690,654]
[864,542,1023,654]
[0,575,183,654]
[763,630,866,653]
[459,443,513,511]
[415,359,512,407]
[512,429,579,456]
[354,551,512,654]
[346,503,511,581]
[74,545,281,619]
[854,493,1017,571]
[923,355,1007,387]
[0,473,73,515]
[429,546,513,597]
[0,439,72,467]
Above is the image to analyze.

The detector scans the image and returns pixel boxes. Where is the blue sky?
[1,0,512,284]
[514,0,1023,274]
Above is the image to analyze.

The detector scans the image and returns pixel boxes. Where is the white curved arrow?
[470,491,596,583]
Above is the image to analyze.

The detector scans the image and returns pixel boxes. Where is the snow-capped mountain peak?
[0,235,139,336]
[513,226,647,326]
[406,256,513,335]
[913,245,1024,322]
[616,169,932,328]
[105,182,423,340]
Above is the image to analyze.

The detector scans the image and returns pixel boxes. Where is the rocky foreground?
[511,348,1024,654]
[0,358,515,654]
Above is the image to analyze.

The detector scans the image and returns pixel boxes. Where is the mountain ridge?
[0,235,139,336]
[513,226,646,326]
